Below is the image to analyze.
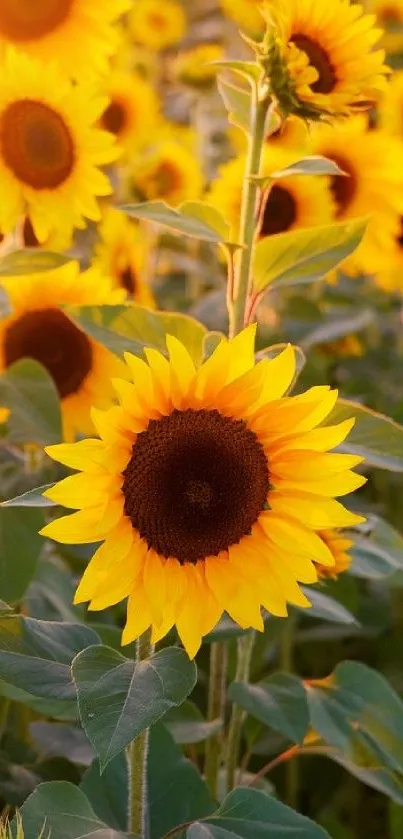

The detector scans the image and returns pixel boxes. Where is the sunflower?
[371,215,403,291]
[371,0,403,53]
[0,49,118,243]
[128,0,187,51]
[128,139,204,205]
[41,327,365,658]
[262,0,388,118]
[207,148,335,242]
[315,530,353,579]
[219,0,264,34]
[172,43,224,89]
[100,70,160,156]
[0,407,9,423]
[310,116,403,276]
[0,261,126,441]
[0,0,130,81]
[92,207,155,306]
[15,216,72,252]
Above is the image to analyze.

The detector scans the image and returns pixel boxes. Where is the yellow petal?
[91,406,136,445]
[45,439,106,472]
[226,324,257,381]
[259,513,334,565]
[40,500,123,544]
[253,345,296,407]
[44,472,121,510]
[269,490,366,529]
[166,334,196,404]
[274,419,355,454]
[205,554,264,631]
[175,564,206,659]
[277,470,367,497]
[142,549,167,624]
[122,587,153,645]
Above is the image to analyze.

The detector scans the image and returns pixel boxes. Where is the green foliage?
[72,645,197,768]
[0,359,62,446]
[119,201,238,245]
[0,250,71,276]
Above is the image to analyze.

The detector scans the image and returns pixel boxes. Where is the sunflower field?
[3,0,403,837]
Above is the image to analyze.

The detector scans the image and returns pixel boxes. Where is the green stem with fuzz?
[226,632,256,792]
[229,82,271,337]
[128,630,154,837]
[204,641,228,798]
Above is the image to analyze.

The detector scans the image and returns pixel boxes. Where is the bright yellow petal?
[269,490,366,529]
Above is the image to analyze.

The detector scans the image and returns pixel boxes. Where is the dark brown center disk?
[4,308,93,398]
[120,265,137,296]
[101,100,128,137]
[291,34,337,94]
[327,153,357,216]
[0,0,73,41]
[122,408,270,564]
[260,185,297,237]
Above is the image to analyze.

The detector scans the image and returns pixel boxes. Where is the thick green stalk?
[229,83,270,337]
[226,632,255,792]
[128,631,153,837]
[204,642,228,798]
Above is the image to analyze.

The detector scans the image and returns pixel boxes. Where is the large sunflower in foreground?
[100,70,160,156]
[0,262,126,440]
[310,116,403,276]
[92,207,155,306]
[0,0,129,81]
[262,0,388,117]
[208,149,335,242]
[41,327,365,658]
[0,49,118,243]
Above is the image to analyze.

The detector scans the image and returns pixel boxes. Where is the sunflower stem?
[280,615,299,809]
[204,641,228,799]
[228,80,271,338]
[226,631,255,792]
[127,630,154,837]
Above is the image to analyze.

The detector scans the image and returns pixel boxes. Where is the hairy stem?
[128,631,154,837]
[229,83,270,337]
[204,642,228,799]
[226,632,256,792]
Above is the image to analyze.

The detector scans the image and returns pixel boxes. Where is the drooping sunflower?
[100,70,160,156]
[0,262,126,441]
[262,0,388,118]
[315,530,354,579]
[219,0,264,34]
[128,139,204,205]
[41,327,365,658]
[0,0,130,81]
[128,0,187,51]
[310,116,403,276]
[207,148,336,242]
[0,49,119,243]
[92,207,155,306]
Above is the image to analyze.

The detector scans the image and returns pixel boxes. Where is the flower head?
[0,262,126,440]
[0,49,118,243]
[261,0,389,119]
[41,327,365,658]
[315,530,354,579]
[0,0,130,81]
[172,43,224,89]
[92,207,155,306]
[128,0,187,51]
[100,70,160,156]
[128,139,204,205]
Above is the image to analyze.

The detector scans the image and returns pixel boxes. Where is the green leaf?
[327,399,403,472]
[1,484,56,508]
[119,201,232,243]
[304,741,403,806]
[74,304,207,364]
[12,781,128,838]
[215,59,262,82]
[148,724,214,839]
[187,787,331,838]
[300,308,373,351]
[81,754,128,832]
[270,156,347,179]
[253,218,367,294]
[164,701,222,744]
[228,673,309,744]
[0,615,100,702]
[216,78,251,134]
[0,249,72,276]
[25,555,84,623]
[72,645,197,769]
[180,202,231,242]
[300,588,358,626]
[350,516,403,580]
[305,661,403,782]
[0,507,44,603]
[203,332,226,360]
[0,359,62,446]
